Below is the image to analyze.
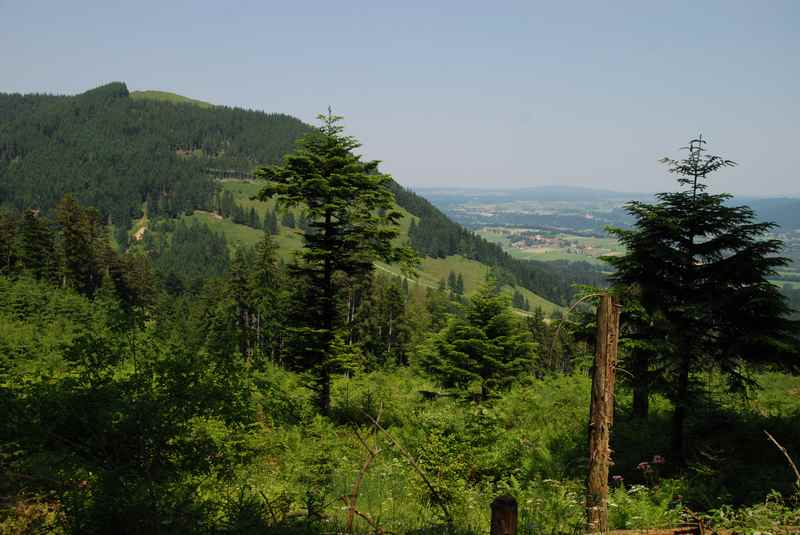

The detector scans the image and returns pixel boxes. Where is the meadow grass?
[129,89,215,108]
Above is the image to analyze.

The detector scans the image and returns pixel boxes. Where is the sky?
[1,1,799,196]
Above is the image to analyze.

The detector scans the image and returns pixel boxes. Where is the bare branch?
[764,430,800,484]
[363,411,453,525]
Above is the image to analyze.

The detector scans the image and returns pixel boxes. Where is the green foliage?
[421,278,537,398]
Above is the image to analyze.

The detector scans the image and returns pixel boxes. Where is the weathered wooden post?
[490,495,517,535]
[586,294,620,533]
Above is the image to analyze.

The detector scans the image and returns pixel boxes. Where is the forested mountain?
[0,83,603,304]
[0,82,310,242]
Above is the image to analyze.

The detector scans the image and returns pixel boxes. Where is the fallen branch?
[344,409,383,532]
[764,430,800,484]
[363,411,453,525]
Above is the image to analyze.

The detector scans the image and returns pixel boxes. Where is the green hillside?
[0,83,602,305]
[136,178,563,314]
[0,82,311,237]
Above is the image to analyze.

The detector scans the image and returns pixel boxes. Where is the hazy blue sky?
[2,1,798,195]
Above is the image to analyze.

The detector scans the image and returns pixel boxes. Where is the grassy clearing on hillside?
[221,180,279,218]
[419,256,489,294]
[129,89,214,108]
[221,179,418,249]
[181,211,304,259]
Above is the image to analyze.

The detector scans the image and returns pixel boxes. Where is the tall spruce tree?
[0,210,19,276]
[249,231,286,364]
[55,195,106,296]
[18,210,55,281]
[605,136,799,461]
[256,109,415,413]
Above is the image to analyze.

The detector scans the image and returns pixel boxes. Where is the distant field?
[478,228,621,265]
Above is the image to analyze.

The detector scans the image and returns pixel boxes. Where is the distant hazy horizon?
[409,184,799,201]
[2,1,798,196]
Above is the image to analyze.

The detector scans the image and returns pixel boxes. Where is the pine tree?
[264,210,279,235]
[422,277,536,399]
[447,271,457,294]
[605,136,799,461]
[281,210,296,228]
[249,232,286,364]
[455,273,464,296]
[256,110,416,413]
[0,210,19,276]
[18,210,54,281]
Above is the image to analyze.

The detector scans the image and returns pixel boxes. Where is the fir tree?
[605,136,800,461]
[248,207,261,229]
[18,210,54,281]
[281,210,296,228]
[55,195,105,296]
[447,270,457,293]
[422,277,536,399]
[0,210,19,276]
[256,109,416,413]
[455,273,464,296]
[249,231,287,364]
[264,210,279,235]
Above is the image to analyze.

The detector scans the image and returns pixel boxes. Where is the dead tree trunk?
[586,294,620,533]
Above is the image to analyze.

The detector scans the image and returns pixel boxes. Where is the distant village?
[492,228,600,256]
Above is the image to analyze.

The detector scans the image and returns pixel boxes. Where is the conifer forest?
[1,84,799,535]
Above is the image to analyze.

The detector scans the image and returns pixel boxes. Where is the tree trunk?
[586,294,620,533]
[491,495,518,535]
[631,352,650,419]
[319,366,331,416]
[671,348,691,464]
[319,211,334,416]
